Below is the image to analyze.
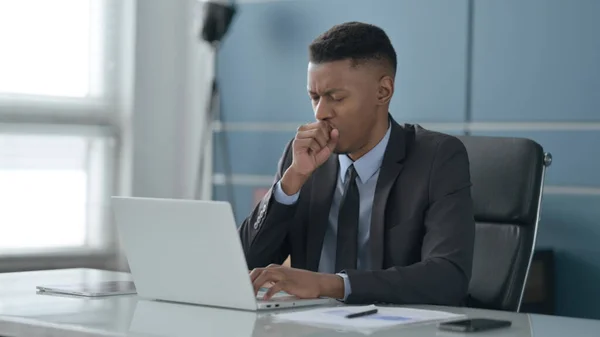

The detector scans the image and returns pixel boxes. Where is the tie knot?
[346,164,358,183]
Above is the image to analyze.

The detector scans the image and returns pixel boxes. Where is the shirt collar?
[338,124,392,184]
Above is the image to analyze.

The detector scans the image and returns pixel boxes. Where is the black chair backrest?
[456,135,549,312]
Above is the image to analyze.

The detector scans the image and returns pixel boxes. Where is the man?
[239,22,475,305]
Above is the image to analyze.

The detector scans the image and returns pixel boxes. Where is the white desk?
[0,268,598,337]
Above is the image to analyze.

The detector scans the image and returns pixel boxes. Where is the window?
[0,0,122,259]
[0,131,114,252]
[0,0,93,97]
[0,134,87,249]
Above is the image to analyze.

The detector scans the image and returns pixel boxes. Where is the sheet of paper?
[273,305,465,334]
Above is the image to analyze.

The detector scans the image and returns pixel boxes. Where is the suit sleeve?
[345,136,475,305]
[238,139,300,269]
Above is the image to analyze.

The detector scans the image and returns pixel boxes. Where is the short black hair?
[309,21,397,75]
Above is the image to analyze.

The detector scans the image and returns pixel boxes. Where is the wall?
[469,0,600,319]
[212,0,600,319]
[110,0,215,270]
[126,0,214,200]
[213,0,469,217]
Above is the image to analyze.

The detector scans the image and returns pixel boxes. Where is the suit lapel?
[306,155,339,271]
[369,119,411,269]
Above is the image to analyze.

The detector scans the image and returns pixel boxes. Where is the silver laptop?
[111,196,330,311]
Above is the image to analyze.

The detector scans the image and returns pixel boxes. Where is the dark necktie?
[335,164,360,272]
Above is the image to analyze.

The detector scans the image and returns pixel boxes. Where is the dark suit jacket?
[239,118,475,305]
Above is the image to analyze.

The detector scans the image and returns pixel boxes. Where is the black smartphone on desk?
[438,318,511,332]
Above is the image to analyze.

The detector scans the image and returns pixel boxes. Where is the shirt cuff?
[336,272,352,301]
[273,180,299,205]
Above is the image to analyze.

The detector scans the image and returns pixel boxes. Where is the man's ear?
[377,75,394,105]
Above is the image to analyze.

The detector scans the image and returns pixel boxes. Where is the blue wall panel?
[219,0,469,123]
[418,127,465,137]
[471,0,600,121]
[213,131,294,175]
[537,194,600,319]
[471,130,600,187]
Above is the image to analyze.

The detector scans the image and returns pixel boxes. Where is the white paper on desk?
[273,305,464,333]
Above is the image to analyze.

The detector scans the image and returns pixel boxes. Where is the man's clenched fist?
[280,121,338,195]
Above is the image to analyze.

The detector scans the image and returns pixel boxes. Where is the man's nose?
[314,100,333,121]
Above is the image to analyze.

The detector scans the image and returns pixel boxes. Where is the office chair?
[457,135,552,312]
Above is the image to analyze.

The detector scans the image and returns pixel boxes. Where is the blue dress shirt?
[274,125,392,300]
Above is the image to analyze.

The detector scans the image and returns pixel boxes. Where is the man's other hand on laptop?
[250,264,344,300]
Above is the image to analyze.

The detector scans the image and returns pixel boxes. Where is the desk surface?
[0,268,598,337]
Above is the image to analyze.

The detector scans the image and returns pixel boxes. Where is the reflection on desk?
[531,314,600,337]
[129,300,258,337]
[0,269,599,337]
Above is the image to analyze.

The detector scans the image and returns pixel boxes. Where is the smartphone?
[438,318,511,332]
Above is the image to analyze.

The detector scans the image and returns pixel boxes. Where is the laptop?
[111,196,330,311]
